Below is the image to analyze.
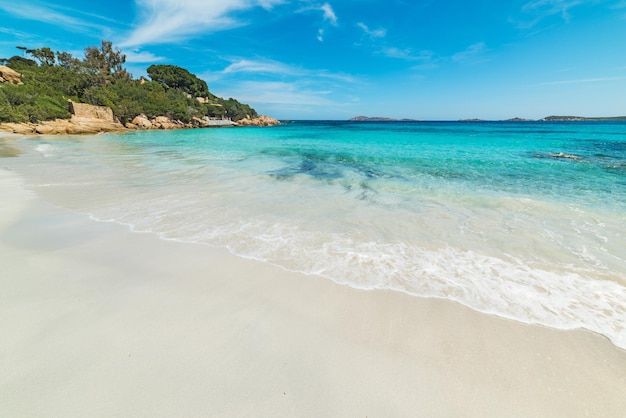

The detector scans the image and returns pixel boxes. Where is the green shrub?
[2,41,259,124]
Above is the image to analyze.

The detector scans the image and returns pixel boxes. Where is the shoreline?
[2,166,626,416]
[0,114,280,136]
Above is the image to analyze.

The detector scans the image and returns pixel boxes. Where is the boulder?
[193,116,209,127]
[131,114,153,129]
[69,117,125,134]
[152,116,182,130]
[35,119,71,135]
[68,101,115,122]
[236,115,281,127]
[0,66,22,84]
[0,122,36,134]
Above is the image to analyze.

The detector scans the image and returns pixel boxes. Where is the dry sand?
[1,167,625,417]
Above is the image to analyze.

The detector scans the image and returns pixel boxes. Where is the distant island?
[0,40,279,135]
[540,115,626,121]
[351,116,626,123]
[350,116,419,121]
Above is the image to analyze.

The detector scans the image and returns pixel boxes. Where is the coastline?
[2,166,626,417]
[0,114,280,135]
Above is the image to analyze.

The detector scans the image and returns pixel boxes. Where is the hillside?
[0,41,276,131]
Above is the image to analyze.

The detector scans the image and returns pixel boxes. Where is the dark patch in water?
[265,147,405,183]
[269,158,343,181]
[355,181,377,201]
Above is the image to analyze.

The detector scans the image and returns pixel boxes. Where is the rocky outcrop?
[0,122,36,135]
[236,115,281,127]
[126,114,185,130]
[65,101,125,133]
[1,101,278,135]
[125,114,238,130]
[0,118,126,135]
[127,114,153,129]
[0,101,125,135]
[68,101,115,121]
[0,66,22,84]
[152,116,184,130]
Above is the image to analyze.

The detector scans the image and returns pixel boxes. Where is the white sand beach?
[2,166,626,417]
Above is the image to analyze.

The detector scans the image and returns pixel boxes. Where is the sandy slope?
[1,168,625,417]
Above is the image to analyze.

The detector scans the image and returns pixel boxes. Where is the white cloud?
[121,0,284,47]
[317,28,325,42]
[320,3,338,26]
[221,57,356,83]
[220,80,336,106]
[297,2,338,41]
[208,56,359,116]
[124,50,166,63]
[357,22,386,38]
[0,2,109,35]
[381,47,434,62]
[223,58,292,74]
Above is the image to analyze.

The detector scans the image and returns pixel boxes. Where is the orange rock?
[236,115,281,127]
[0,66,22,84]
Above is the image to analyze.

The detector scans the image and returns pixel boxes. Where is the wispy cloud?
[357,22,386,39]
[121,0,284,47]
[0,26,33,40]
[320,3,338,25]
[451,42,488,63]
[380,47,434,62]
[298,2,338,42]
[221,57,356,83]
[220,80,336,106]
[539,76,626,85]
[517,0,585,28]
[208,55,360,117]
[317,2,338,42]
[0,2,111,36]
[213,78,360,119]
[124,50,167,63]
[223,58,294,75]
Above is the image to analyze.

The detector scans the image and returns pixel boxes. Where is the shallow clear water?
[4,120,626,348]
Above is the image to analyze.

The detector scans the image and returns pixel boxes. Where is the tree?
[220,98,258,121]
[146,64,210,98]
[56,51,82,72]
[27,47,56,66]
[4,55,37,68]
[83,40,129,85]
[1,40,259,124]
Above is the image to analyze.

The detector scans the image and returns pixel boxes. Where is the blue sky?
[1,0,625,120]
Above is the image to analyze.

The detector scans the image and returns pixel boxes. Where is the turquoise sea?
[3,121,626,349]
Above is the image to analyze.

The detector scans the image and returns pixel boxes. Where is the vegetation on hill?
[0,41,257,124]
